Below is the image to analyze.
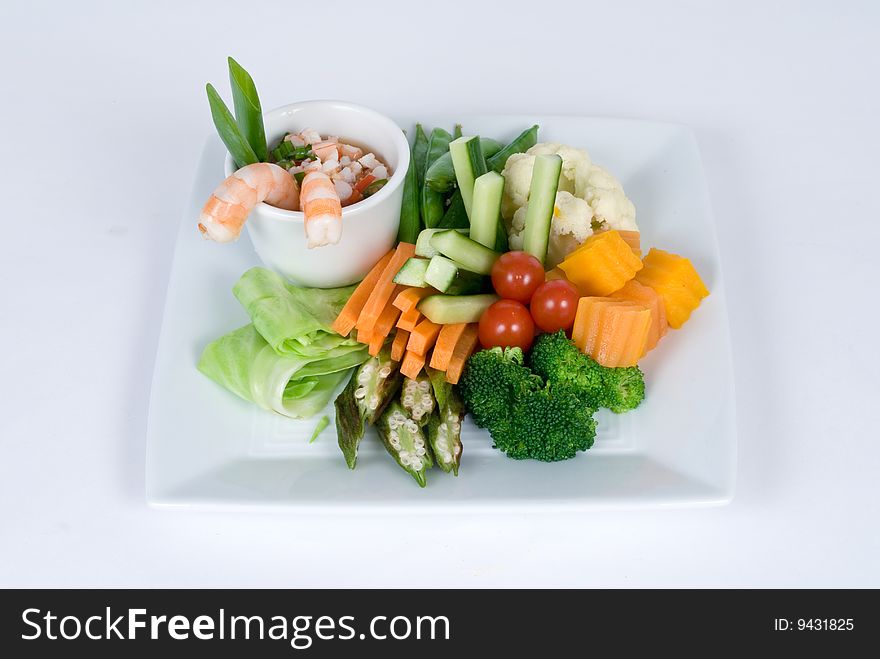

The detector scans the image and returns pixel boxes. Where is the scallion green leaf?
[228,57,269,162]
[206,83,259,168]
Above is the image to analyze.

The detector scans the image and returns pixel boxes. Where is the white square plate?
[146,114,736,510]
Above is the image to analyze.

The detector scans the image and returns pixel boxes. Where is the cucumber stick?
[418,294,499,324]
[448,135,487,218]
[430,230,500,275]
[415,227,469,258]
[470,171,504,248]
[425,255,484,295]
[393,257,429,287]
[522,154,562,265]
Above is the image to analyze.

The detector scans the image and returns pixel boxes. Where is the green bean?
[206,83,259,168]
[398,140,421,243]
[424,138,503,193]
[486,124,539,173]
[227,57,269,162]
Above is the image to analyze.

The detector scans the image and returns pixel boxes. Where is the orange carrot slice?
[428,323,468,371]
[444,324,480,384]
[572,297,651,367]
[391,328,410,362]
[610,279,667,351]
[400,350,426,379]
[331,249,395,336]
[406,319,442,356]
[392,286,435,313]
[617,230,642,257]
[396,307,421,332]
[354,174,377,194]
[355,243,416,334]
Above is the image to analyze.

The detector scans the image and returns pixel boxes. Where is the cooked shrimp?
[198,163,299,243]
[300,171,343,248]
[312,141,339,162]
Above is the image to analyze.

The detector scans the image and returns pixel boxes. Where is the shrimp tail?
[198,163,299,242]
[300,171,343,248]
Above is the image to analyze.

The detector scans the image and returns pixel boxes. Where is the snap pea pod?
[398,139,421,243]
[486,124,539,173]
[420,127,454,228]
[437,190,469,229]
[424,138,503,194]
[413,124,429,191]
[453,123,463,139]
[377,401,434,488]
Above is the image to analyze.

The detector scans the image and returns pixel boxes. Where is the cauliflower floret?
[501,144,592,219]
[508,192,594,268]
[500,152,535,220]
[501,142,637,260]
[581,165,637,232]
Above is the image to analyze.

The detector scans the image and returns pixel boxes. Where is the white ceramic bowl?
[224,100,409,288]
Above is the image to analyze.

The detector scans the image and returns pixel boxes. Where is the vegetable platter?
[147,62,736,508]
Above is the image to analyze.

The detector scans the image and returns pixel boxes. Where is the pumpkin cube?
[558,230,643,296]
[636,248,709,329]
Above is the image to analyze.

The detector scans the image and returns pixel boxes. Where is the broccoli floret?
[458,346,542,429]
[498,384,596,461]
[529,330,645,413]
[459,346,596,462]
[601,366,645,414]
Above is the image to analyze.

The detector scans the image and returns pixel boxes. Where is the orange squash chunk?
[636,248,709,329]
[558,230,643,296]
[610,279,667,351]
[572,297,651,367]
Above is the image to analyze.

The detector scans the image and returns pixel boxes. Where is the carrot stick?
[400,350,427,380]
[428,323,467,371]
[396,307,421,332]
[444,324,479,384]
[356,328,373,345]
[355,243,416,334]
[391,329,410,362]
[406,318,442,356]
[392,286,435,313]
[331,249,395,336]
[368,295,403,356]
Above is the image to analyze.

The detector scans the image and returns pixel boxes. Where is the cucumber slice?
[424,255,485,295]
[429,230,500,275]
[392,257,429,287]
[415,228,468,258]
[470,171,504,248]
[522,154,562,265]
[448,135,487,218]
[418,293,499,324]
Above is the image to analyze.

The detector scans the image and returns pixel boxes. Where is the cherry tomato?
[491,251,545,303]
[530,280,580,333]
[479,299,535,351]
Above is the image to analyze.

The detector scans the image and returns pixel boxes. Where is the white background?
[1,0,878,587]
